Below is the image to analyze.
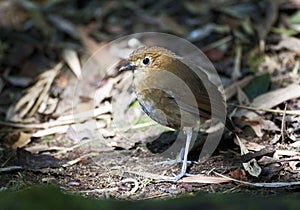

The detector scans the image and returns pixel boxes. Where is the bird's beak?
[119,63,137,71]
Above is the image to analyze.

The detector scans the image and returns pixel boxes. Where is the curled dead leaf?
[3,131,32,149]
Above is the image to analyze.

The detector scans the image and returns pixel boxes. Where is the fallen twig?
[214,172,300,188]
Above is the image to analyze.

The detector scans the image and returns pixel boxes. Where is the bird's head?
[120,46,177,72]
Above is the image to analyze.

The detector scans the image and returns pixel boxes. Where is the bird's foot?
[155,147,196,166]
[169,171,193,182]
[157,127,195,182]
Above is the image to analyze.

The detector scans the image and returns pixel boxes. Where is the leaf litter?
[1,0,300,200]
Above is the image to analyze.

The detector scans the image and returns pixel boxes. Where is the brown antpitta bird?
[120,46,232,181]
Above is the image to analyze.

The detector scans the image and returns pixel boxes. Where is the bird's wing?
[170,58,227,122]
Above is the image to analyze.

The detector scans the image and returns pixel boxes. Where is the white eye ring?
[142,57,151,66]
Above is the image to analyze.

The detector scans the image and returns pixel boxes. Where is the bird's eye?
[142,57,151,65]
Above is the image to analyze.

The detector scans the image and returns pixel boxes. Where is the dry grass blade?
[0,166,23,172]
[63,49,81,78]
[32,125,69,137]
[0,101,111,129]
[6,63,63,122]
[232,44,242,80]
[62,153,98,167]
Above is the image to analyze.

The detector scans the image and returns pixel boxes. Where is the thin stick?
[230,104,300,115]
[214,172,300,188]
[281,102,287,143]
[202,35,232,51]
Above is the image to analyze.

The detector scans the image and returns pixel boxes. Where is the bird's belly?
[136,89,199,130]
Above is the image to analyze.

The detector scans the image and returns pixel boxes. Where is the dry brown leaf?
[270,133,281,144]
[126,170,231,184]
[258,156,278,163]
[224,75,254,100]
[260,118,281,131]
[13,132,32,148]
[273,150,300,159]
[243,118,263,138]
[244,117,281,138]
[228,168,248,181]
[272,36,300,53]
[178,174,231,184]
[250,123,264,138]
[241,139,266,152]
[235,135,262,177]
[237,87,250,105]
[3,131,32,149]
[235,84,300,119]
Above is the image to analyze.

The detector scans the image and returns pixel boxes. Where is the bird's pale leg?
[176,146,195,164]
[176,147,185,163]
[155,149,183,166]
[172,127,193,181]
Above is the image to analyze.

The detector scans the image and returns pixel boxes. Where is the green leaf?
[243,73,270,100]
[272,27,299,36]
[289,11,300,24]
